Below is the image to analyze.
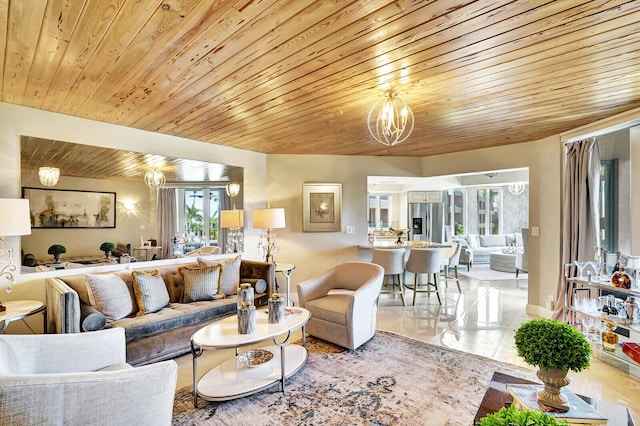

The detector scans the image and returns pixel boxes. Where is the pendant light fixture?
[38,167,60,187]
[367,90,415,146]
[144,168,166,190]
[508,182,526,195]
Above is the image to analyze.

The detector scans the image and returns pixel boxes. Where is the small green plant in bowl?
[47,244,67,262]
[476,405,568,425]
[100,241,116,258]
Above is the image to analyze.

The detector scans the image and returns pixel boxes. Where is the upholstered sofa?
[456,233,523,265]
[45,256,275,365]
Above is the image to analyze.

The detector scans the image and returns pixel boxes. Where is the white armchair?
[297,261,384,350]
[0,328,177,426]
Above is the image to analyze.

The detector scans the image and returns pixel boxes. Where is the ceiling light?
[226,183,240,198]
[144,168,166,190]
[38,167,60,187]
[367,90,414,147]
[508,182,526,195]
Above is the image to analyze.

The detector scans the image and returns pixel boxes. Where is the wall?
[267,137,562,316]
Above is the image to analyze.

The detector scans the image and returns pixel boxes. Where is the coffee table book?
[506,384,608,425]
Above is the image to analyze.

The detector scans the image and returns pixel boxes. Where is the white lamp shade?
[220,209,244,228]
[253,208,286,229]
[0,198,32,236]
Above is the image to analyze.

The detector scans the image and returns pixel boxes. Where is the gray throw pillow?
[132,270,170,316]
[84,273,134,320]
[178,264,224,302]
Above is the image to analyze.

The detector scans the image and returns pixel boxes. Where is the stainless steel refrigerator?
[408,200,445,243]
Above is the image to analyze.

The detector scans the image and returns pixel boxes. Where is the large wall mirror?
[20,136,243,273]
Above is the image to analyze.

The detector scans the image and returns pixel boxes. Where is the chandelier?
[367,90,415,146]
[508,182,526,195]
[225,183,240,198]
[38,167,60,187]
[144,168,166,190]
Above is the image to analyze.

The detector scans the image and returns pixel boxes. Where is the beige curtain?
[156,188,176,259]
[554,137,600,320]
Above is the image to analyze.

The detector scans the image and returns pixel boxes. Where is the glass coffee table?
[190,307,310,406]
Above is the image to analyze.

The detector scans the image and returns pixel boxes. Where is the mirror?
[20,136,243,273]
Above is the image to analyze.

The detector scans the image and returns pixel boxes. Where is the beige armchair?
[297,261,384,350]
[0,328,177,426]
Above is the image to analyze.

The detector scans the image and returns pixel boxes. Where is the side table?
[275,263,295,306]
[0,300,46,333]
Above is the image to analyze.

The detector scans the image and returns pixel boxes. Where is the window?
[599,160,617,252]
[368,194,391,230]
[445,189,466,236]
[477,188,502,235]
[179,189,221,247]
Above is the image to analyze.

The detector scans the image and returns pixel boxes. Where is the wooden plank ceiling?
[3,0,640,158]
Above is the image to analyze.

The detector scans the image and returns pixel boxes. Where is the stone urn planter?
[47,244,66,264]
[514,318,591,412]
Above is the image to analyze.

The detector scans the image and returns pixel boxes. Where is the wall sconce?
[38,167,60,187]
[253,208,286,264]
[220,209,244,253]
[225,183,241,198]
[0,199,32,311]
[144,168,166,190]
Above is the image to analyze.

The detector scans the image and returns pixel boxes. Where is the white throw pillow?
[84,273,134,320]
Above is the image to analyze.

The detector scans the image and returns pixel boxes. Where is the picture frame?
[303,183,342,232]
[22,187,117,228]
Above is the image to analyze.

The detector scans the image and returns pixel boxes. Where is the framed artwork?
[303,183,342,232]
[22,187,116,228]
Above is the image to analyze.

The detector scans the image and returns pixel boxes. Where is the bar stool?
[405,248,441,305]
[440,242,462,292]
[371,248,406,306]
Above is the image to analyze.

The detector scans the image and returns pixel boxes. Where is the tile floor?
[174,266,640,422]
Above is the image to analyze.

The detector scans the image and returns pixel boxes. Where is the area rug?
[172,331,536,425]
[458,264,528,281]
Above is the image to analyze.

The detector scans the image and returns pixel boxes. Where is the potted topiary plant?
[514,318,591,411]
[47,244,66,263]
[476,404,568,425]
[100,242,116,259]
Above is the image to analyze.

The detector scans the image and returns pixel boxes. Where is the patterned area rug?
[172,331,536,425]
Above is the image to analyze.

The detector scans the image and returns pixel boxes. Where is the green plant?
[514,318,591,373]
[476,405,568,425]
[100,241,116,253]
[47,244,67,255]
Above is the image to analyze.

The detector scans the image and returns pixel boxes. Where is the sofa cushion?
[111,300,237,342]
[505,234,516,245]
[198,255,241,296]
[467,234,480,248]
[178,265,224,302]
[132,270,170,316]
[478,234,506,247]
[84,273,134,320]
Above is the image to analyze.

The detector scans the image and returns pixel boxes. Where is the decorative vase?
[536,367,570,411]
[237,283,254,310]
[237,283,256,334]
[268,293,285,324]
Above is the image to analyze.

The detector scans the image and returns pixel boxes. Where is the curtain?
[553,137,601,320]
[156,188,177,259]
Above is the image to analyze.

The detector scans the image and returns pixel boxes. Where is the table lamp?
[220,209,244,253]
[0,198,32,311]
[253,208,285,264]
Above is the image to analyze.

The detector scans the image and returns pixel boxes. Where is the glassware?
[573,261,589,278]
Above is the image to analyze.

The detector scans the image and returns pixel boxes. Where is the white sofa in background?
[460,233,524,265]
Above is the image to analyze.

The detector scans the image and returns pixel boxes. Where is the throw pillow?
[84,273,134,320]
[178,264,224,302]
[197,255,241,296]
[132,270,170,316]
